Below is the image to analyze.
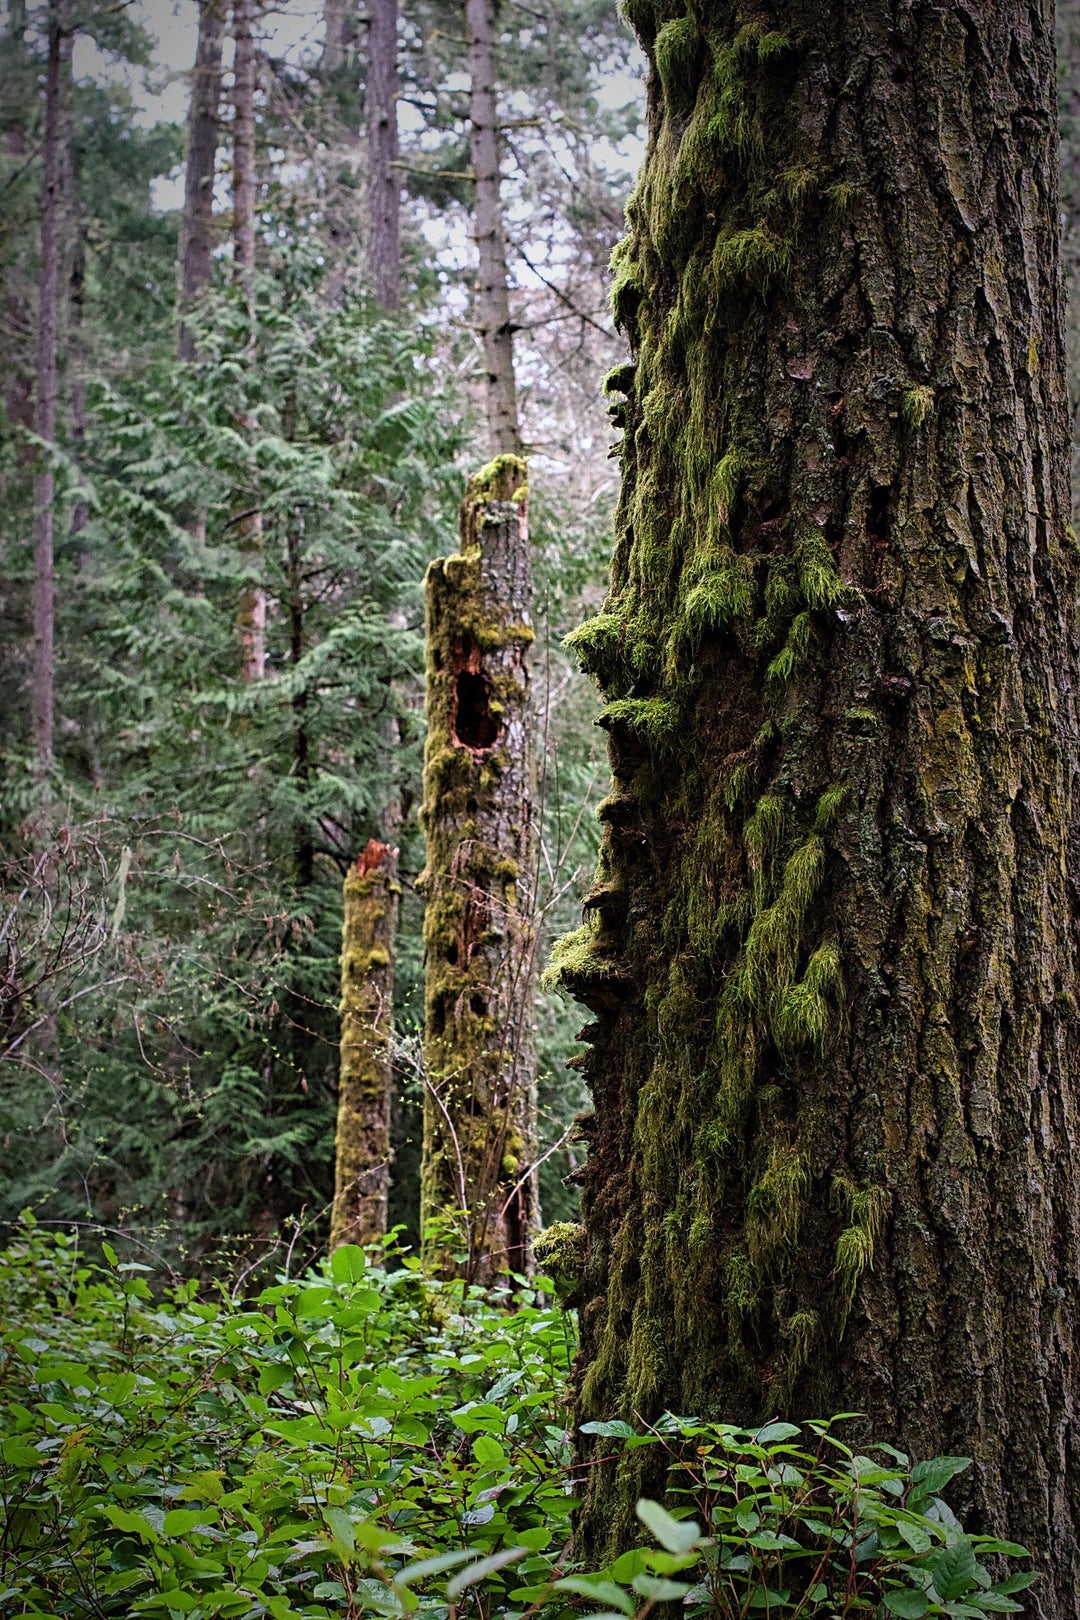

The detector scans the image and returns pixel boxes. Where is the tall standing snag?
[558,0,1080,1605]
[331,838,399,1250]
[420,456,537,1281]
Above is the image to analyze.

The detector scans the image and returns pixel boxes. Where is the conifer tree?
[559,0,1080,1602]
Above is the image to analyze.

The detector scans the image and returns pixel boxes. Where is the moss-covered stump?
[559,0,1080,1605]
[418,457,539,1283]
[330,838,399,1250]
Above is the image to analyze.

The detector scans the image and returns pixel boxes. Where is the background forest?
[5,2,1080,1618]
[0,0,643,1266]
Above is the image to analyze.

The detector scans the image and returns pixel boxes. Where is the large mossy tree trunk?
[419,456,538,1282]
[559,0,1080,1603]
[331,838,399,1249]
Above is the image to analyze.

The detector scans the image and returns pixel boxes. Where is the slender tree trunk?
[419,457,538,1282]
[367,0,400,309]
[285,502,313,887]
[232,0,265,683]
[61,36,87,562]
[3,0,34,468]
[322,0,355,71]
[561,0,1080,1606]
[31,12,63,783]
[331,838,399,1249]
[177,0,225,362]
[465,0,521,455]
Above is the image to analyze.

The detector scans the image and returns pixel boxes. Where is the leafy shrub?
[574,1416,1035,1618]
[0,1221,575,1618]
[0,1225,1036,1620]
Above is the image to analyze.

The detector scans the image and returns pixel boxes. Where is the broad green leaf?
[897,1519,934,1553]
[396,1551,475,1585]
[635,1498,701,1553]
[554,1576,635,1614]
[330,1244,368,1284]
[993,1573,1038,1595]
[580,1420,636,1438]
[473,1435,506,1467]
[883,1592,930,1618]
[163,1508,216,1536]
[610,1548,651,1583]
[755,1422,801,1444]
[631,1574,692,1601]
[323,1507,355,1553]
[517,1527,552,1551]
[446,1547,526,1597]
[911,1457,971,1495]
[295,1286,335,1318]
[100,1505,160,1542]
[1,1438,42,1467]
[933,1540,978,1601]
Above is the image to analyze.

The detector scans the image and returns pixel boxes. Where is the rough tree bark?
[465,0,521,455]
[232,0,265,683]
[3,0,34,465]
[322,0,357,71]
[31,9,63,782]
[331,838,399,1249]
[60,30,88,561]
[557,0,1080,1606]
[177,0,225,362]
[367,0,400,309]
[419,456,538,1281]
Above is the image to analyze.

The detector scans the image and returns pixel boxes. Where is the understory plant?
[572,1418,1036,1618]
[0,1224,1035,1619]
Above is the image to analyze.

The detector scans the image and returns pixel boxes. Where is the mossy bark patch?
[331,838,399,1250]
[419,458,539,1282]
[561,0,1080,1601]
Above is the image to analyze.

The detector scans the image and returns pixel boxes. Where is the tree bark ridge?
[466,0,522,456]
[559,1,1080,1606]
[332,838,399,1249]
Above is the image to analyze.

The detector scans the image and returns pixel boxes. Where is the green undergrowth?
[0,1226,1035,1619]
[0,1221,576,1620]
[574,1418,1037,1619]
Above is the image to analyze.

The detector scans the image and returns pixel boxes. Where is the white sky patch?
[60,0,646,288]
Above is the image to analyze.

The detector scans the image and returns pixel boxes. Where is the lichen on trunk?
[560,0,1080,1607]
[331,838,399,1250]
[419,456,538,1282]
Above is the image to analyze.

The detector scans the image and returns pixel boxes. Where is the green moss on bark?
[559,0,1080,1598]
[331,840,399,1251]
[419,460,538,1283]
